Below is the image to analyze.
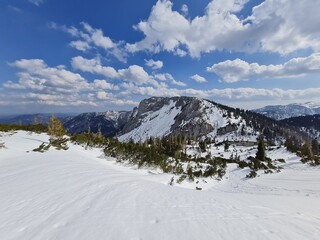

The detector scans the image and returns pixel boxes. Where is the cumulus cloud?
[69,40,92,52]
[2,58,320,110]
[72,56,153,85]
[81,22,115,49]
[28,0,44,6]
[0,58,145,112]
[72,56,177,87]
[145,59,163,69]
[181,4,188,16]
[50,22,126,62]
[207,53,320,83]
[71,56,119,79]
[247,0,320,54]
[190,74,207,83]
[6,59,89,93]
[154,73,186,87]
[93,79,119,91]
[126,0,320,57]
[2,59,132,109]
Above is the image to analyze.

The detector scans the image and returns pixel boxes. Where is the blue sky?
[1,0,320,115]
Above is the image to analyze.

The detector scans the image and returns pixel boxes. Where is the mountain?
[64,111,131,137]
[118,96,300,143]
[280,114,320,138]
[0,113,74,125]
[253,102,320,120]
[119,96,242,142]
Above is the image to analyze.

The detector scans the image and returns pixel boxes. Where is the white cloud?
[1,58,141,110]
[71,56,159,86]
[69,40,92,52]
[247,0,320,54]
[3,58,320,110]
[71,56,119,79]
[126,0,190,54]
[126,0,249,57]
[154,73,186,87]
[145,59,163,69]
[207,53,320,83]
[28,0,44,6]
[118,65,154,85]
[96,91,112,100]
[190,74,207,83]
[81,22,115,49]
[93,79,119,90]
[51,22,126,62]
[127,0,320,57]
[181,4,188,16]
[7,59,89,93]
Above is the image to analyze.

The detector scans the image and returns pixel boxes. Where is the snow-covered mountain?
[64,111,131,137]
[253,102,320,120]
[118,96,251,142]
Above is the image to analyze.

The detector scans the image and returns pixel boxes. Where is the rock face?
[64,111,131,137]
[118,96,245,142]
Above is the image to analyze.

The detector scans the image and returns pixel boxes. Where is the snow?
[1,131,320,240]
[298,101,320,109]
[119,100,181,142]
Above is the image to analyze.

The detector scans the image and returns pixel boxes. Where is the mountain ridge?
[253,102,320,120]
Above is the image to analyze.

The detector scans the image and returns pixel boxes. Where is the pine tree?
[48,114,65,140]
[224,141,230,152]
[256,137,266,161]
[301,142,313,159]
[311,139,319,156]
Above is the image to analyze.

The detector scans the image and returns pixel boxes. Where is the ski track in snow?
[1,131,320,240]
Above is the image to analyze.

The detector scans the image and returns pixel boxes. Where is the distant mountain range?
[2,97,317,142]
[253,102,320,120]
[0,113,75,125]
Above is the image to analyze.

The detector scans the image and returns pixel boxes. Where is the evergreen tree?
[256,137,266,161]
[311,139,319,156]
[301,142,314,159]
[224,141,230,152]
[48,115,65,140]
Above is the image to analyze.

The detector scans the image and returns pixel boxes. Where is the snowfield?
[1,131,320,240]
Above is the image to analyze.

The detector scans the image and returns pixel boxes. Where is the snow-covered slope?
[1,131,320,240]
[119,99,182,142]
[253,102,320,120]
